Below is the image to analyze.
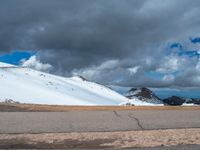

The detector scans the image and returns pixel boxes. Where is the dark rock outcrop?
[77,75,88,81]
[163,96,185,106]
[126,87,163,104]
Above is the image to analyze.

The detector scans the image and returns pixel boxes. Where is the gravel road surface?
[0,110,199,133]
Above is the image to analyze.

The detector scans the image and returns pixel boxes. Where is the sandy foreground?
[0,128,200,149]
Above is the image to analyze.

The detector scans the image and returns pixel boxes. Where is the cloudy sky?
[0,0,200,96]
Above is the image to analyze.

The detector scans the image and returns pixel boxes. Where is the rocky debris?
[163,96,185,106]
[0,99,20,104]
[126,87,163,104]
[120,101,135,106]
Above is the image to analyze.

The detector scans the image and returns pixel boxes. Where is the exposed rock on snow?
[125,87,163,105]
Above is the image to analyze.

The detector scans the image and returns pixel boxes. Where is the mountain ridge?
[0,62,128,105]
[124,87,200,106]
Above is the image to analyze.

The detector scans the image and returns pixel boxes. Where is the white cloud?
[72,59,120,77]
[72,59,129,84]
[128,66,140,75]
[156,56,179,73]
[21,55,52,72]
[163,74,175,81]
[98,60,120,70]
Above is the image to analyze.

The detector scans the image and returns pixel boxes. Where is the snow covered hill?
[0,62,128,105]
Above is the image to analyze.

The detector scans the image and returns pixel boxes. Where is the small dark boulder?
[77,75,88,81]
[163,96,185,106]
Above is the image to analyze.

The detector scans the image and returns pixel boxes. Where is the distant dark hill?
[125,87,200,106]
[185,98,200,105]
[163,96,200,106]
[163,96,185,106]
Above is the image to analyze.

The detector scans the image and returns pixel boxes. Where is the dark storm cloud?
[1,0,200,87]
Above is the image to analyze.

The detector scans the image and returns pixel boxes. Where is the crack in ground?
[113,111,144,130]
[128,113,144,130]
[113,111,122,118]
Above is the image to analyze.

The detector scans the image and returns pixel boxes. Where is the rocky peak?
[126,87,162,104]
[126,87,160,100]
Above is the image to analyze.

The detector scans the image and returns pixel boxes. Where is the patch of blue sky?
[167,41,200,59]
[0,50,36,65]
[190,37,200,44]
[165,42,183,56]
[154,88,200,99]
[169,42,183,50]
[144,71,164,80]
[178,50,200,58]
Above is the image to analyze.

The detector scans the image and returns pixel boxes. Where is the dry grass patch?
[0,103,199,112]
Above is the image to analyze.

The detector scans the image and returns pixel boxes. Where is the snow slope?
[120,96,163,106]
[0,62,128,105]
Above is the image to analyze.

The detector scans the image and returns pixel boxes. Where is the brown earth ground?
[0,128,200,149]
[0,103,200,112]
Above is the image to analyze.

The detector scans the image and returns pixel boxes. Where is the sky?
[0,0,200,97]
